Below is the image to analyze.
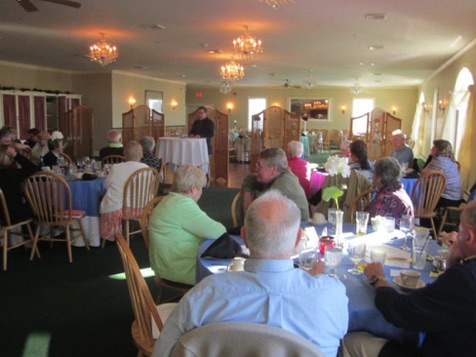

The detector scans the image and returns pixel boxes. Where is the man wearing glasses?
[190,106,214,155]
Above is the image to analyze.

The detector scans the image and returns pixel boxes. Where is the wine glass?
[347,241,366,275]
[76,158,84,170]
[399,215,414,251]
[324,246,343,278]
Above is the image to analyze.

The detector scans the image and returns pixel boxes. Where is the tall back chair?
[170,322,325,357]
[411,169,446,237]
[101,155,125,166]
[122,167,160,244]
[349,188,378,223]
[115,233,176,357]
[23,171,89,263]
[0,188,37,270]
[140,196,192,304]
[231,191,243,228]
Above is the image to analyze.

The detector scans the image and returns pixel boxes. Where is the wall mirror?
[289,97,330,121]
[145,90,163,112]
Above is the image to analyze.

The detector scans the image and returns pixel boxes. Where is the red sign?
[195,92,202,98]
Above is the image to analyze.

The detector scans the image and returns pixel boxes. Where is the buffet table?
[157,137,209,174]
[196,222,438,346]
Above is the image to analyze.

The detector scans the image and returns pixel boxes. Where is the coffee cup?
[400,270,420,288]
[227,257,245,272]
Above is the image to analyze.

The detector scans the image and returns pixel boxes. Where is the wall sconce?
[341,106,346,114]
[128,97,136,108]
[422,102,429,113]
[227,102,234,113]
[171,99,178,110]
[392,106,397,115]
[438,100,446,113]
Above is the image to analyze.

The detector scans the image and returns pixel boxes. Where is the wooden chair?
[0,188,37,270]
[122,167,160,245]
[140,197,192,304]
[231,191,243,228]
[115,232,176,357]
[349,188,378,223]
[23,171,89,263]
[101,155,125,166]
[61,152,73,165]
[411,170,446,238]
[438,186,472,236]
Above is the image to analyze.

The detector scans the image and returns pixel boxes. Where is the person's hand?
[12,142,31,153]
[439,231,457,246]
[363,262,385,279]
[5,145,17,158]
[305,258,325,276]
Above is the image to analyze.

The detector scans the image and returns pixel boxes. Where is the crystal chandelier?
[232,26,263,61]
[350,78,364,95]
[220,60,245,82]
[89,34,118,67]
[220,81,232,95]
[303,70,318,89]
[259,0,295,9]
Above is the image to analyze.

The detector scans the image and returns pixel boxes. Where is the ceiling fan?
[278,79,301,89]
[16,0,81,12]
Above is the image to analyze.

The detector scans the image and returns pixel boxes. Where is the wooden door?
[62,105,93,162]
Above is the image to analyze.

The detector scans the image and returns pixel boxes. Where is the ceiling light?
[220,60,245,82]
[207,49,222,54]
[365,13,387,21]
[303,69,318,89]
[350,79,364,95]
[232,25,263,61]
[220,81,232,95]
[148,24,166,30]
[88,33,118,67]
[369,45,384,50]
[258,0,295,9]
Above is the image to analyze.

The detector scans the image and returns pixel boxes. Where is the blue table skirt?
[196,222,438,346]
[67,177,106,217]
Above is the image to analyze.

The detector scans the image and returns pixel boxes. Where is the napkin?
[201,233,243,259]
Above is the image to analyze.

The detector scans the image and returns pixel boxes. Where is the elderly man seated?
[242,147,310,220]
[389,129,414,170]
[152,190,348,357]
[343,201,476,357]
[99,129,124,160]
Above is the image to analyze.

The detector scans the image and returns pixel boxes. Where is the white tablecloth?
[157,137,209,174]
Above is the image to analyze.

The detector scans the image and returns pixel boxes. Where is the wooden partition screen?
[188,106,229,186]
[350,107,402,160]
[60,105,93,162]
[250,106,301,173]
[122,104,165,154]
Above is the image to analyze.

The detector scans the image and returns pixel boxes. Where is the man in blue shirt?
[153,190,348,357]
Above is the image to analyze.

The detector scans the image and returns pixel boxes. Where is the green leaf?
[322,186,344,210]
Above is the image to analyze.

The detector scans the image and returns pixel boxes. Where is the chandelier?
[350,78,364,95]
[220,60,245,82]
[232,26,263,61]
[89,34,118,67]
[219,81,232,95]
[259,0,295,9]
[303,70,318,89]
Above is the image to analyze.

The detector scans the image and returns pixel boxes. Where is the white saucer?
[308,218,327,225]
[393,276,426,290]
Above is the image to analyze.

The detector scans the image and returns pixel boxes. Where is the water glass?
[399,215,414,251]
[370,249,387,264]
[413,246,427,270]
[355,211,369,235]
[324,246,343,278]
[298,247,319,271]
[385,216,396,240]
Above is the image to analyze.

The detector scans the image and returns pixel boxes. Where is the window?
[248,98,266,130]
[352,98,374,134]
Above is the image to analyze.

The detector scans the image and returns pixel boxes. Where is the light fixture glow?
[89,33,118,67]
[232,26,263,61]
[220,60,245,82]
[350,79,364,95]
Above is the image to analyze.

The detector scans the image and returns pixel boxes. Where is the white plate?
[393,276,426,291]
[308,218,327,225]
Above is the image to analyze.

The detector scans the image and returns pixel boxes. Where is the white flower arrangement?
[371,215,386,230]
[323,155,350,177]
[50,131,64,141]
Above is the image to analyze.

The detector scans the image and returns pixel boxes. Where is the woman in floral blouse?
[366,157,414,227]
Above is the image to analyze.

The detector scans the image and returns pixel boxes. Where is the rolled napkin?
[201,233,244,259]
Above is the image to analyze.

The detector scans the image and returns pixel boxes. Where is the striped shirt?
[427,157,462,200]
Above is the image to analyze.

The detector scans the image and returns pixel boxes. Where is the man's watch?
[368,275,386,285]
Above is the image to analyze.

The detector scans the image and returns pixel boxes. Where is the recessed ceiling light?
[369,45,384,50]
[200,43,209,48]
[207,49,222,54]
[370,62,375,66]
[365,13,386,21]
[180,74,186,78]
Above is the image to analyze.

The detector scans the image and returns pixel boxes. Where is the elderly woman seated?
[99,141,148,242]
[348,139,373,181]
[148,164,226,285]
[140,136,162,172]
[30,131,50,166]
[366,157,413,226]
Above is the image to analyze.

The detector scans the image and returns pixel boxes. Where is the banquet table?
[401,177,418,197]
[196,222,439,346]
[67,177,106,247]
[157,137,209,174]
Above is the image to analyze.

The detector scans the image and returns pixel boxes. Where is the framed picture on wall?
[145,90,163,112]
[288,97,331,121]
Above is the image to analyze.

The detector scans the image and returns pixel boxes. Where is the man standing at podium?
[189,106,214,155]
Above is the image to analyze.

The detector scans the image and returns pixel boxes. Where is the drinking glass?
[355,211,370,235]
[347,241,366,275]
[385,216,396,240]
[328,208,337,235]
[298,247,319,271]
[324,246,343,278]
[76,158,84,170]
[399,215,414,251]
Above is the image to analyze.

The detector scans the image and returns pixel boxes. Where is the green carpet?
[0,186,238,357]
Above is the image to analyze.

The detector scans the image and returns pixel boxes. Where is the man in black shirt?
[189,106,214,155]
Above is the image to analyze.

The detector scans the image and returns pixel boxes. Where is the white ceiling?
[1,0,476,89]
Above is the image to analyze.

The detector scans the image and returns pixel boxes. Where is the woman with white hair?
[99,141,148,242]
[287,140,313,197]
[148,164,226,285]
[139,136,162,172]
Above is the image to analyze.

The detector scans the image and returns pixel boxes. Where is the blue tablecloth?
[401,177,418,198]
[67,177,106,217]
[196,222,439,345]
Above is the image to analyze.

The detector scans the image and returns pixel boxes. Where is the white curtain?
[410,103,425,157]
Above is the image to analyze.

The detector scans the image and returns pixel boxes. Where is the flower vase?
[335,210,344,246]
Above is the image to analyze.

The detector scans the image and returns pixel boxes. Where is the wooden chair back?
[62,153,73,166]
[122,167,160,244]
[140,196,165,248]
[349,188,378,223]
[231,191,243,227]
[101,155,125,166]
[115,232,164,356]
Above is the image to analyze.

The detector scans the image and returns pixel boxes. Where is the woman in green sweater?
[149,164,226,285]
